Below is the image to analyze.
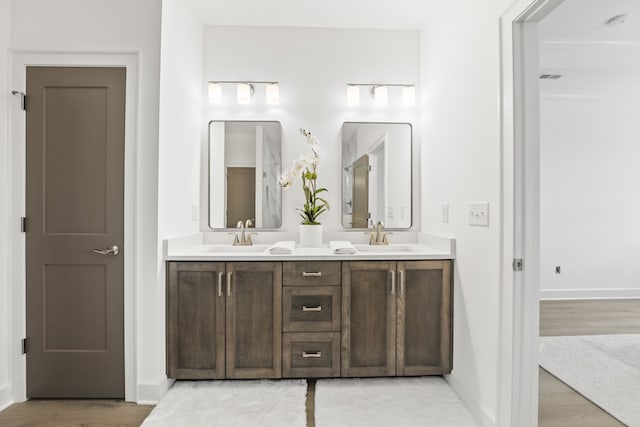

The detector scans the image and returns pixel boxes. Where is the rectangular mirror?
[342,122,412,229]
[209,121,282,229]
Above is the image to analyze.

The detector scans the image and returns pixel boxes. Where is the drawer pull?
[302,305,322,312]
[302,351,322,358]
[302,271,322,277]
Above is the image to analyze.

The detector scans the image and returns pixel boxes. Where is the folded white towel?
[329,240,358,254]
[267,241,296,254]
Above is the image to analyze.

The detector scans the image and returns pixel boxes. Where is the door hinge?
[20,217,27,233]
[368,165,372,172]
[513,258,523,271]
[11,90,26,111]
[22,337,29,354]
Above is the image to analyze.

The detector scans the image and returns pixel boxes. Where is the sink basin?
[354,244,416,253]
[205,245,269,254]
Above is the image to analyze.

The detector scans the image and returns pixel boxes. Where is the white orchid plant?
[279,128,330,225]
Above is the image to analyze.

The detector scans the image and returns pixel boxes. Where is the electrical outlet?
[441,203,449,223]
[468,202,489,226]
[192,204,200,221]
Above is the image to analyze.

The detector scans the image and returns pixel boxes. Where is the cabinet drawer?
[283,286,340,332]
[283,262,341,286]
[283,332,340,378]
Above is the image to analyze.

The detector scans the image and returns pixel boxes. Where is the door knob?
[89,245,120,256]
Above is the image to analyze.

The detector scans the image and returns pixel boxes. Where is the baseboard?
[0,382,13,412]
[540,288,640,300]
[445,373,495,427]
[136,378,175,405]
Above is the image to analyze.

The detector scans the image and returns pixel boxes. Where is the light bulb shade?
[347,85,360,106]
[266,83,279,105]
[208,82,222,104]
[402,86,415,107]
[237,83,253,104]
[374,86,388,107]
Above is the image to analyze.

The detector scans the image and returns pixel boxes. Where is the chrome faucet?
[368,220,391,245]
[233,219,256,246]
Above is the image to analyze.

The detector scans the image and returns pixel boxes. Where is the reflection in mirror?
[209,121,282,229]
[342,122,412,229]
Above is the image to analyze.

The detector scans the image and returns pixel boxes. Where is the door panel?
[226,262,282,379]
[397,261,452,376]
[226,167,255,228]
[167,262,226,379]
[26,67,126,398]
[351,154,369,228]
[341,261,396,377]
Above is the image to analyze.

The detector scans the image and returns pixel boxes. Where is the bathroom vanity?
[165,244,452,380]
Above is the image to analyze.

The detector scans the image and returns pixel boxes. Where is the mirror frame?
[341,121,413,231]
[208,120,283,230]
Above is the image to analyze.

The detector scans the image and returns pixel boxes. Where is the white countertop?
[165,242,453,262]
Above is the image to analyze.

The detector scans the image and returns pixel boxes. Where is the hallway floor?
[539,299,640,427]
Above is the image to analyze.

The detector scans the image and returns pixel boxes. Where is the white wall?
[0,0,12,411]
[158,0,203,239]
[202,26,419,233]
[539,98,640,299]
[6,0,163,403]
[420,2,514,425]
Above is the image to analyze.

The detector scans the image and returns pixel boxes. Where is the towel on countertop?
[267,241,296,254]
[329,240,358,254]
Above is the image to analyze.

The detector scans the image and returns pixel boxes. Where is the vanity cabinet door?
[341,261,397,377]
[396,260,452,375]
[226,262,282,379]
[167,262,226,379]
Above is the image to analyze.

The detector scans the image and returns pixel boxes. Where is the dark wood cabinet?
[226,262,282,379]
[167,261,282,379]
[341,261,397,377]
[168,258,451,380]
[397,260,452,375]
[341,260,452,377]
[167,262,225,379]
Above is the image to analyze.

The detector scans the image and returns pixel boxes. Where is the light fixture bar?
[208,80,278,84]
[347,83,415,87]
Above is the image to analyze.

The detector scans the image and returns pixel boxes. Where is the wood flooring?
[0,399,153,426]
[539,298,640,427]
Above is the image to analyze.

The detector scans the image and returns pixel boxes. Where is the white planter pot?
[299,224,323,247]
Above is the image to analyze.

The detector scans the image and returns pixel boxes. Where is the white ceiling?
[539,0,640,43]
[538,0,640,98]
[186,0,439,30]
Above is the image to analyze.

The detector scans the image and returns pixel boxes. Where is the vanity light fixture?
[207,80,280,105]
[208,82,223,104]
[372,86,388,107]
[402,86,416,107]
[266,83,279,105]
[237,83,254,105]
[347,85,360,106]
[346,83,416,107]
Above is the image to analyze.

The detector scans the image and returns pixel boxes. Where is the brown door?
[341,261,396,377]
[351,154,369,228]
[396,261,452,376]
[226,167,255,227]
[226,262,282,379]
[167,262,226,379]
[26,67,126,398]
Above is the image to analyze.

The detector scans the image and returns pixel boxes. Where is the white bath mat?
[539,334,640,427]
[141,380,307,427]
[315,377,477,427]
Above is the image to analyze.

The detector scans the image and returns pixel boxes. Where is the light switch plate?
[468,202,489,226]
[441,203,449,223]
